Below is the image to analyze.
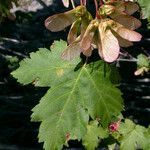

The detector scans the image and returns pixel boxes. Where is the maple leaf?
[118,119,148,150]
[31,60,123,149]
[144,126,150,150]
[12,40,123,149]
[82,120,109,150]
[11,40,79,87]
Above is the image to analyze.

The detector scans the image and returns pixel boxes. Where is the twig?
[94,0,100,19]
[100,0,103,6]
[80,0,83,5]
[0,45,27,58]
[120,48,135,59]
[142,48,150,57]
[117,58,137,62]
[83,0,87,5]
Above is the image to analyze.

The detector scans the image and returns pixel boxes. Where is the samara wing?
[98,23,120,62]
[61,39,81,60]
[116,26,142,42]
[124,1,139,15]
[110,10,141,30]
[80,20,97,54]
[111,29,133,47]
[45,6,84,32]
[67,20,81,44]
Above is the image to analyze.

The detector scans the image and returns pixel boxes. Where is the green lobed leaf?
[82,120,108,150]
[31,60,123,149]
[12,40,123,149]
[32,88,89,150]
[118,119,147,150]
[11,40,79,87]
[144,126,150,150]
[82,62,123,127]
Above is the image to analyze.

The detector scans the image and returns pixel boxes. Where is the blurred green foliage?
[0,0,18,19]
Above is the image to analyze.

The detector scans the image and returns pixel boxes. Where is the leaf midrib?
[55,66,84,129]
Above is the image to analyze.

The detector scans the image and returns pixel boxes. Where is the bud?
[109,120,120,132]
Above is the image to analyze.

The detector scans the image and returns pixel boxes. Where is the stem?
[80,0,83,5]
[142,48,150,57]
[71,0,75,8]
[83,0,87,5]
[100,0,103,6]
[120,48,135,59]
[80,0,86,6]
[94,0,100,18]
[94,0,98,12]
[117,58,137,62]
[85,57,88,64]
[0,45,27,58]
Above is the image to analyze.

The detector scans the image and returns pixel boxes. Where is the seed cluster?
[45,0,142,62]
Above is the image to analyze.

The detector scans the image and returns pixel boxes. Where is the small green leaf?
[137,0,150,19]
[119,119,147,150]
[137,54,149,68]
[82,120,108,150]
[135,54,150,75]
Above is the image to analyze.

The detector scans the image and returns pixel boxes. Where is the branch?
[0,45,27,58]
[117,58,137,62]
